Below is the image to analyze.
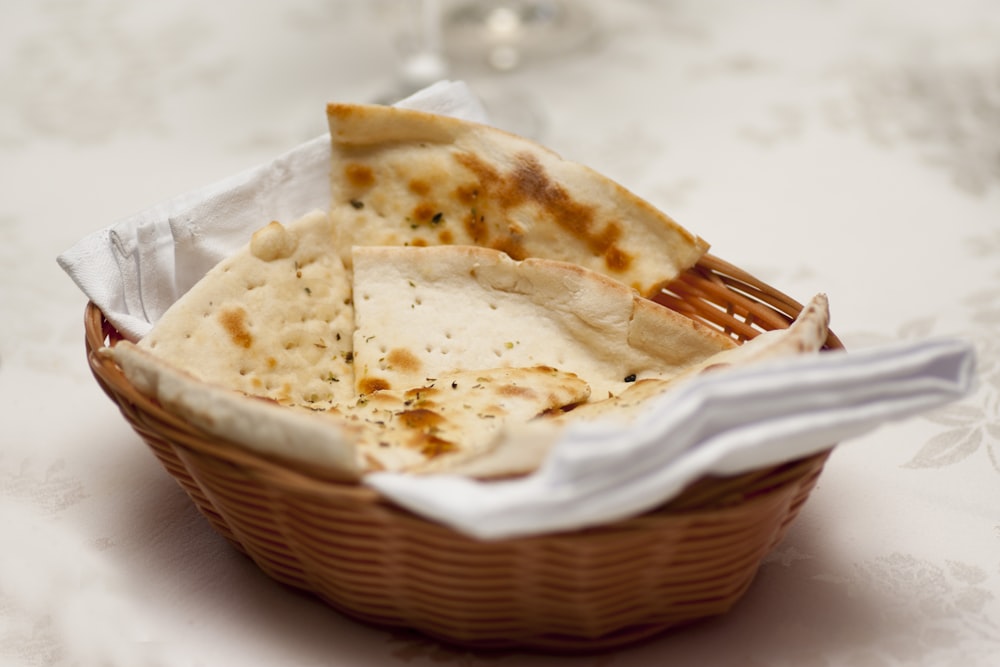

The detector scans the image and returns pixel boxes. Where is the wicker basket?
[84,253,841,652]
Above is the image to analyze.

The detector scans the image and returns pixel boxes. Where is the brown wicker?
[84,253,841,652]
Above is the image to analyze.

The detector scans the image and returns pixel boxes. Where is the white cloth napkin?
[57,80,975,540]
[366,338,973,539]
[56,81,488,341]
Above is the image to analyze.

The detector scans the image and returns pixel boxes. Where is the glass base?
[442,0,599,72]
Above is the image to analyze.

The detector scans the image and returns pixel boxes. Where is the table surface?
[3,1,999,665]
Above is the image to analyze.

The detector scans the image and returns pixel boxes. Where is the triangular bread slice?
[105,342,589,477]
[560,293,831,424]
[326,103,709,295]
[433,294,831,478]
[339,366,590,473]
[351,245,737,401]
[136,210,356,409]
[105,341,366,479]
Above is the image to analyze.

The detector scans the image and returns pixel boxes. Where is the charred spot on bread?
[218,307,253,349]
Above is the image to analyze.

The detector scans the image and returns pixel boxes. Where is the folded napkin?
[57,80,974,540]
[366,337,973,539]
[56,81,488,341]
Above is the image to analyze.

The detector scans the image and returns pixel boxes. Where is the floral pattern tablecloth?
[2,0,998,665]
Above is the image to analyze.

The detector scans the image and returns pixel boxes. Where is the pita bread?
[106,341,588,476]
[326,103,708,295]
[136,211,356,410]
[351,245,736,401]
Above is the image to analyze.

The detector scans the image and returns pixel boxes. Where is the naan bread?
[434,294,831,478]
[108,213,829,481]
[137,211,356,409]
[326,103,708,295]
[106,341,588,477]
[337,366,589,473]
[119,212,597,476]
[106,341,366,480]
[351,245,737,401]
[560,293,831,423]
[104,107,830,482]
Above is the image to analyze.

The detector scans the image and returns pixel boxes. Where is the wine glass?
[375,0,600,140]
[384,0,451,97]
[441,0,599,73]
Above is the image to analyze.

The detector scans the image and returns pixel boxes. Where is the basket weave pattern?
[85,254,838,652]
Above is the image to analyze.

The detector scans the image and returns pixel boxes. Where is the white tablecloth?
[3,1,999,665]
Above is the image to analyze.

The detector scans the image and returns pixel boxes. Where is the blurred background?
[2,1,999,665]
[4,0,998,347]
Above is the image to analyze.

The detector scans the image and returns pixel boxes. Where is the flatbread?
[106,341,366,480]
[326,103,709,295]
[106,108,827,481]
[108,217,828,480]
[136,211,356,409]
[119,212,599,476]
[337,366,590,473]
[351,245,737,401]
[106,341,588,476]
[434,294,831,478]
[559,293,831,423]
